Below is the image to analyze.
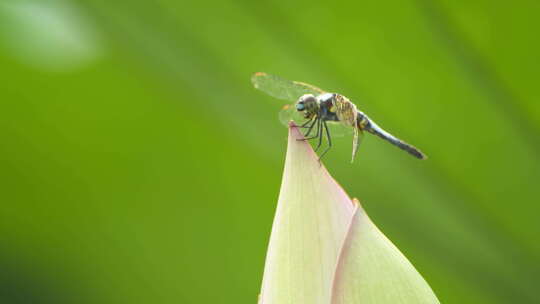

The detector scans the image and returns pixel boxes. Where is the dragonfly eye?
[297,94,316,112]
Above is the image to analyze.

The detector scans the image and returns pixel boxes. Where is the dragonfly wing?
[278,104,306,127]
[251,72,326,102]
[325,121,354,137]
[351,127,364,162]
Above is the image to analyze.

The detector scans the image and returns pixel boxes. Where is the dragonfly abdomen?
[362,118,427,160]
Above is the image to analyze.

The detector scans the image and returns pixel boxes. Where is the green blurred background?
[1,0,539,303]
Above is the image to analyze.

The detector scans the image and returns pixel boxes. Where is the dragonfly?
[251,72,427,162]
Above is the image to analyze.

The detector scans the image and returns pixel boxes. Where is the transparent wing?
[278,104,305,126]
[251,72,326,102]
[325,121,354,137]
[351,128,365,162]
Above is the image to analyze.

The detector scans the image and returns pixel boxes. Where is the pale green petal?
[259,123,355,304]
[260,124,439,304]
[331,200,440,304]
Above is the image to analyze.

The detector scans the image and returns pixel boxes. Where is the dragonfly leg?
[298,118,314,128]
[299,117,320,141]
[314,119,325,152]
[302,118,317,137]
[318,121,332,161]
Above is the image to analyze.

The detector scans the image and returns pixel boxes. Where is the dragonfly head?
[296,94,318,115]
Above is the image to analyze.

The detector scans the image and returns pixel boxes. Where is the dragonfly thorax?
[317,92,335,104]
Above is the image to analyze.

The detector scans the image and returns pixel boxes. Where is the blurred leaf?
[332,200,440,304]
[0,0,103,71]
[2,1,539,303]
